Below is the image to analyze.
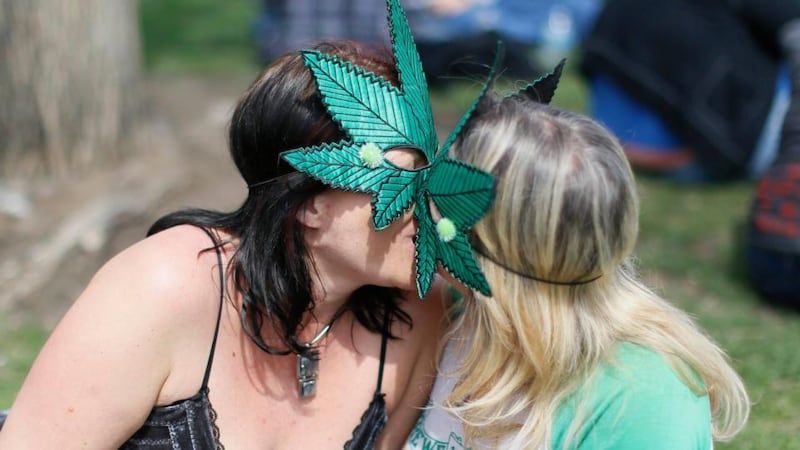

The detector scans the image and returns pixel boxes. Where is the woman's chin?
[391,272,417,293]
[396,276,416,293]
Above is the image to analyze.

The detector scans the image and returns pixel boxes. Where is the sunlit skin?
[0,146,446,449]
[303,147,428,308]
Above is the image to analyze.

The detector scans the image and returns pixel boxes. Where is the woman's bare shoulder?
[60,223,227,381]
[96,224,224,313]
[0,225,227,446]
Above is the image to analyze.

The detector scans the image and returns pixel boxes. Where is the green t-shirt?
[552,343,711,449]
[406,342,711,450]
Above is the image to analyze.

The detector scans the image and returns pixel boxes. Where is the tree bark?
[0,0,142,176]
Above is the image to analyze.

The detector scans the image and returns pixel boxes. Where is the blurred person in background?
[580,0,799,183]
[256,0,389,62]
[746,17,800,310]
[254,0,601,86]
[407,66,750,449]
[404,0,599,84]
[0,0,453,445]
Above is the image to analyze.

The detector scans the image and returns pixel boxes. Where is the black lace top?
[119,229,390,449]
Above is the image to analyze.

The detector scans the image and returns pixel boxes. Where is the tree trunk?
[0,0,142,176]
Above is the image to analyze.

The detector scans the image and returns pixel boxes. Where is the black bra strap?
[374,311,391,394]
[199,227,226,390]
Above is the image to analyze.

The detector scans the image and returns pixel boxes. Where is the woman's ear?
[296,193,326,229]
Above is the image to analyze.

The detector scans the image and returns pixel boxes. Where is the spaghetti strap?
[374,311,391,394]
[198,227,226,390]
[342,311,391,449]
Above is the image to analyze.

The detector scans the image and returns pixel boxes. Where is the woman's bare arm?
[0,226,220,449]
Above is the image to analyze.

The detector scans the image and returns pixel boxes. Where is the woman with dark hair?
[0,23,447,450]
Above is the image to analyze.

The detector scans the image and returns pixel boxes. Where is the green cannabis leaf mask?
[281,0,498,298]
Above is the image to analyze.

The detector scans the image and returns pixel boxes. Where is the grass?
[0,320,48,409]
[1,2,798,448]
[635,179,800,449]
[138,0,261,75]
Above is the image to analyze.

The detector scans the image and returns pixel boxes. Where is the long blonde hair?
[444,96,749,448]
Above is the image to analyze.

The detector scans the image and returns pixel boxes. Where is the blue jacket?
[580,0,797,179]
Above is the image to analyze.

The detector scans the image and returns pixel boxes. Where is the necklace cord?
[295,304,349,352]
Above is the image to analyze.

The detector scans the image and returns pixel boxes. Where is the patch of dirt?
[0,74,466,330]
[0,75,251,329]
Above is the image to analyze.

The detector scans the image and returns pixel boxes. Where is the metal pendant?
[297,350,320,398]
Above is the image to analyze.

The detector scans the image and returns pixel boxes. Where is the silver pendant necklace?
[296,322,333,398]
[295,308,346,399]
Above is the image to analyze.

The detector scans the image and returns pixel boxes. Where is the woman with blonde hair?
[407,65,750,449]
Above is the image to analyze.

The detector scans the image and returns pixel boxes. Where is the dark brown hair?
[149,41,411,355]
